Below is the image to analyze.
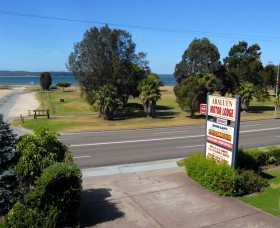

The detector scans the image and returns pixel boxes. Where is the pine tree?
[0,114,19,215]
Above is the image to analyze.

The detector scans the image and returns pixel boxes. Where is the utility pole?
[275,64,280,114]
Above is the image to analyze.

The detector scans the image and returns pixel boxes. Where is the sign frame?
[207,95,237,121]
[204,93,241,168]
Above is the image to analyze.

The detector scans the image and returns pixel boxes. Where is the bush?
[185,154,268,196]
[15,128,70,187]
[237,146,280,171]
[234,170,269,196]
[0,114,19,216]
[3,162,82,227]
[0,171,19,216]
[185,154,236,196]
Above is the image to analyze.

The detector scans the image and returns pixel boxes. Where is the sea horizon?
[0,74,176,86]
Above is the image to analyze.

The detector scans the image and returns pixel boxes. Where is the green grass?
[239,167,280,217]
[36,90,93,114]
[13,86,280,132]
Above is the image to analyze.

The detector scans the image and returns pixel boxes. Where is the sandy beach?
[0,87,39,118]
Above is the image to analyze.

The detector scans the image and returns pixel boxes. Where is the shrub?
[185,154,236,196]
[234,170,269,196]
[237,146,280,171]
[185,154,268,196]
[3,162,82,227]
[0,114,19,216]
[15,127,70,187]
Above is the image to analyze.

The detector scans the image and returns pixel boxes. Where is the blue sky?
[1,0,280,74]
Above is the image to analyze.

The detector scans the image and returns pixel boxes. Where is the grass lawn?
[13,86,280,132]
[239,167,280,217]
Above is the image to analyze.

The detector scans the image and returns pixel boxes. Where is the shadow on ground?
[80,188,125,227]
[247,106,274,113]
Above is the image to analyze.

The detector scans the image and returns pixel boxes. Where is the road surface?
[59,118,280,168]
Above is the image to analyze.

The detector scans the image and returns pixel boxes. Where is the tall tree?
[261,64,278,89]
[67,25,150,107]
[224,41,263,87]
[138,74,163,118]
[174,38,220,84]
[0,114,19,215]
[40,72,52,90]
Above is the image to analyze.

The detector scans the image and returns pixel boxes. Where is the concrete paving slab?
[80,194,161,227]
[81,166,280,227]
[116,172,195,196]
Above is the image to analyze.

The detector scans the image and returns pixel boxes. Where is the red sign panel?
[200,104,207,115]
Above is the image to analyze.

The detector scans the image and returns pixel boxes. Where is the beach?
[0,87,39,119]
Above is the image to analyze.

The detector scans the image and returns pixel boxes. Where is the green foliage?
[237,82,254,111]
[94,84,119,120]
[185,154,236,195]
[261,64,278,88]
[174,37,220,84]
[40,72,52,90]
[185,154,268,196]
[138,74,163,117]
[56,82,71,91]
[15,127,69,187]
[2,162,82,228]
[0,170,19,216]
[273,95,280,107]
[0,114,19,216]
[67,25,150,107]
[234,170,269,196]
[224,41,263,87]
[237,146,280,171]
[175,74,220,117]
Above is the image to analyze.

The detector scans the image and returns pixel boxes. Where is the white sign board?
[206,121,234,150]
[206,142,233,166]
[208,95,236,121]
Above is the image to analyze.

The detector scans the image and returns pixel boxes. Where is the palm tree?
[138,74,163,118]
[95,85,118,120]
[237,82,254,111]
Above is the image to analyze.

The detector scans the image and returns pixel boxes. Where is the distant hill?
[0,71,73,76]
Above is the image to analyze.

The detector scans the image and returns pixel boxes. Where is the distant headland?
[0,71,73,76]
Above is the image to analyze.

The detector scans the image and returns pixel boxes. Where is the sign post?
[204,93,241,168]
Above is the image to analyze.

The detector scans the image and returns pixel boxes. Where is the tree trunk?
[143,100,156,118]
[100,109,114,120]
[241,102,250,111]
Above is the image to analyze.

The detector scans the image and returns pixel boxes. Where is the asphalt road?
[59,118,280,168]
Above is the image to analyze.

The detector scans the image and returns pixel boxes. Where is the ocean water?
[0,74,176,86]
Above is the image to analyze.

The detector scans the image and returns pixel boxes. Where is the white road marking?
[73,156,91,159]
[153,130,188,134]
[177,144,204,149]
[241,124,261,127]
[70,126,280,148]
[70,134,205,147]
[240,127,280,134]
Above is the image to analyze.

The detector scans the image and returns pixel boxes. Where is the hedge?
[237,146,280,171]
[2,162,82,227]
[185,154,268,196]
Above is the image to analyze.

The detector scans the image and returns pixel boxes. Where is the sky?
[1,0,280,74]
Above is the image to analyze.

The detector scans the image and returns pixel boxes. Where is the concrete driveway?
[80,164,280,227]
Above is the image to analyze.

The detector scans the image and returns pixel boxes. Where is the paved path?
[81,164,280,227]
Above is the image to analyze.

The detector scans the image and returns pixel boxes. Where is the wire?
[1,10,280,43]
